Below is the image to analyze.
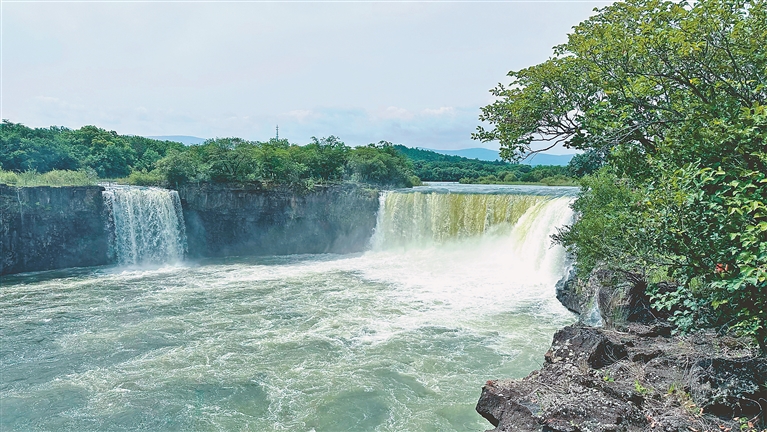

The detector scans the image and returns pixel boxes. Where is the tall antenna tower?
[276,125,279,140]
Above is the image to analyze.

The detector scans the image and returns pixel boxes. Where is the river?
[0,184,577,431]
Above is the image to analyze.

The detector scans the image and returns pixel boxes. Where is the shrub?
[0,169,98,186]
[126,169,164,186]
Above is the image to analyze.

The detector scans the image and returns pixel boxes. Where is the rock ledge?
[477,323,766,431]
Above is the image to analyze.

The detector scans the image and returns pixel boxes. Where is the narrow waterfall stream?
[1,184,577,431]
[102,185,187,265]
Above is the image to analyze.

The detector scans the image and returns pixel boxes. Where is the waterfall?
[372,190,556,249]
[102,185,187,265]
[368,188,576,311]
[370,188,576,286]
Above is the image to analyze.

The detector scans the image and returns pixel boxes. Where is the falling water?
[102,185,187,265]
[372,191,548,248]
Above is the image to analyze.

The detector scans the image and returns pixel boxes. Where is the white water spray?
[365,189,576,316]
[102,185,187,265]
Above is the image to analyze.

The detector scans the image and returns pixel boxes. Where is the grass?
[0,169,98,187]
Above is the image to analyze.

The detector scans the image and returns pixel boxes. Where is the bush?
[347,142,415,187]
[126,169,164,186]
[0,169,98,186]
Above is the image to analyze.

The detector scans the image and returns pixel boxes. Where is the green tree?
[293,136,349,182]
[348,142,415,187]
[155,149,207,186]
[68,126,136,178]
[255,138,307,185]
[567,150,605,177]
[201,138,260,183]
[0,121,80,172]
[478,0,767,351]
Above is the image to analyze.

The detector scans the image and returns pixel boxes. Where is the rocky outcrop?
[482,267,766,432]
[477,323,766,432]
[556,265,668,328]
[177,183,380,258]
[0,185,109,275]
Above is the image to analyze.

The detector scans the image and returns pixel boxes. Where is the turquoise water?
[0,190,576,431]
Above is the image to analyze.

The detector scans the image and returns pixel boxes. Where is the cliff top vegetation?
[0,122,418,189]
[395,145,580,185]
[1,120,586,188]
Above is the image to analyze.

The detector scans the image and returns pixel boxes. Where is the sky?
[2,0,608,153]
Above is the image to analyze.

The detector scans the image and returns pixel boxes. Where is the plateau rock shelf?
[0,184,380,274]
[102,185,187,265]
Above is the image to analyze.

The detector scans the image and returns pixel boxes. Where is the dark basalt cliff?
[0,185,110,275]
[478,270,767,432]
[1,183,381,275]
[177,183,380,258]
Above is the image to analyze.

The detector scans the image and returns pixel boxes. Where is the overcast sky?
[2,0,607,152]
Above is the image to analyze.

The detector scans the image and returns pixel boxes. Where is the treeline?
[0,121,418,188]
[1,119,594,189]
[394,145,584,185]
[1,121,184,178]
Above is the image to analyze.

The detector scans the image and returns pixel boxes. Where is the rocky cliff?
[0,185,109,275]
[478,270,767,432]
[177,183,380,258]
[1,183,381,275]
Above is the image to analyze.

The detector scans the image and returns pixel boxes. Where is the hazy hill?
[147,135,207,145]
[421,147,575,166]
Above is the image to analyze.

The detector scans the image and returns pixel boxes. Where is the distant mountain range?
[147,135,207,145]
[420,147,575,166]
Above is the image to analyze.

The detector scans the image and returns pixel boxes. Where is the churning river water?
[1,184,577,431]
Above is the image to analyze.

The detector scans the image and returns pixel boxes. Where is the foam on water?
[0,186,577,431]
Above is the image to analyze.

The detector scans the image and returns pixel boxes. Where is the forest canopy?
[0,122,419,188]
[1,121,584,188]
[394,145,577,185]
[477,0,767,351]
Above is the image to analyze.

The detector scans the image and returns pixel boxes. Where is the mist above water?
[1,185,576,431]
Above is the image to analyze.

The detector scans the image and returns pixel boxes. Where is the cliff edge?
[477,271,767,432]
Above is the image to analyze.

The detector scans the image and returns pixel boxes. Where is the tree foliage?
[480,0,767,351]
[347,142,416,187]
[394,145,576,183]
[0,121,418,189]
[0,121,184,178]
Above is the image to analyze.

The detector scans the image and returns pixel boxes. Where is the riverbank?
[476,270,767,432]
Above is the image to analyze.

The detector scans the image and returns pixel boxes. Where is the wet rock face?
[178,184,380,257]
[555,266,670,328]
[692,356,767,417]
[0,185,109,275]
[476,323,767,432]
[544,325,628,369]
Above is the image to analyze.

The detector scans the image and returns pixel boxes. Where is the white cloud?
[377,106,414,120]
[284,110,316,122]
[422,106,455,116]
[3,1,603,151]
